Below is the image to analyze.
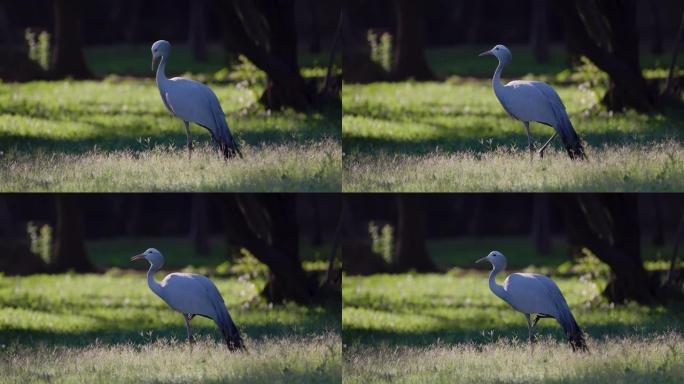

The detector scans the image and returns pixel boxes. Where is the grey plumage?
[480,44,586,160]
[477,251,588,351]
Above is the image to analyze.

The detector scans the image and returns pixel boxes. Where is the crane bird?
[151,40,242,159]
[479,45,585,160]
[131,248,245,350]
[476,251,587,351]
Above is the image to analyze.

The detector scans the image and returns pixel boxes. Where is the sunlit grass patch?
[342,77,684,192]
[342,271,684,383]
[0,272,340,382]
[2,333,341,383]
[343,141,684,192]
[0,79,340,192]
[344,333,683,384]
[1,138,340,191]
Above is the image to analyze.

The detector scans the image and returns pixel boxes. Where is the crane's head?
[478,44,512,64]
[130,248,165,269]
[476,250,507,270]
[151,40,171,71]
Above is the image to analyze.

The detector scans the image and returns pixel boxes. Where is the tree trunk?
[222,195,314,304]
[531,194,552,256]
[307,0,321,53]
[51,0,91,79]
[564,194,656,304]
[648,0,664,55]
[53,195,94,273]
[394,195,437,272]
[188,0,208,62]
[342,1,389,83]
[392,0,435,81]
[530,0,550,63]
[190,194,210,256]
[217,0,312,111]
[556,0,655,112]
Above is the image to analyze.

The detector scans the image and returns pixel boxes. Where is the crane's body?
[480,45,585,160]
[151,40,241,159]
[477,251,587,351]
[132,248,244,350]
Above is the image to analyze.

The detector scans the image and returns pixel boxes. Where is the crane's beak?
[151,56,158,71]
[131,254,145,262]
[478,50,493,57]
[475,256,488,263]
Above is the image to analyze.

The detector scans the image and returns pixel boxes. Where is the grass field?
[343,45,684,192]
[342,272,684,383]
[0,45,341,192]
[0,235,341,382]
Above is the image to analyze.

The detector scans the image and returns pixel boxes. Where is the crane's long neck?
[146,264,163,298]
[492,60,506,101]
[488,266,507,301]
[155,56,168,85]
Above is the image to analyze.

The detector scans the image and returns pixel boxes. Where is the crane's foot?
[538,148,546,159]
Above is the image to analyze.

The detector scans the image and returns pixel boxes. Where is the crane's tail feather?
[209,295,245,350]
[556,311,588,352]
[549,99,586,160]
[216,314,245,351]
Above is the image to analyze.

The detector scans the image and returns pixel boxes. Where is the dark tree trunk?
[307,0,321,53]
[51,0,91,79]
[555,0,655,112]
[648,0,664,55]
[341,196,389,275]
[531,194,552,256]
[53,195,94,273]
[392,0,435,81]
[0,198,11,237]
[123,1,141,43]
[394,195,437,272]
[190,194,210,256]
[465,0,483,44]
[530,0,550,63]
[217,0,312,111]
[222,195,314,304]
[342,1,389,83]
[563,194,656,304]
[188,0,208,62]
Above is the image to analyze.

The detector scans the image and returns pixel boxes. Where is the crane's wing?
[503,81,584,158]
[502,273,565,317]
[501,81,558,125]
[163,78,242,158]
[160,273,244,349]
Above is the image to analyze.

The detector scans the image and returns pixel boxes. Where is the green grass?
[0,272,340,382]
[342,272,684,383]
[1,43,341,192]
[343,46,684,192]
[0,78,340,191]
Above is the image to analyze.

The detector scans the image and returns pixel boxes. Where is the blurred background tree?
[342,194,684,305]
[0,194,341,305]
[343,0,684,110]
[0,0,341,109]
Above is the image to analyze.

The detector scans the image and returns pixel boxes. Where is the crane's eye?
[495,47,499,50]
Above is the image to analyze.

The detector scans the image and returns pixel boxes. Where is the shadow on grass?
[343,100,684,156]
[342,301,684,347]
[0,305,340,348]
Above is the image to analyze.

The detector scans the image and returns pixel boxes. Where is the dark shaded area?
[0,193,341,304]
[342,193,684,303]
[1,0,342,110]
[343,0,683,111]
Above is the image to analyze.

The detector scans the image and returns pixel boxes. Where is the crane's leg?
[524,313,535,344]
[538,132,557,159]
[183,314,195,343]
[523,122,534,160]
[183,121,193,159]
